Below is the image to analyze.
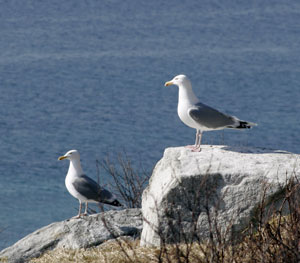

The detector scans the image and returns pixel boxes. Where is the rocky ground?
[1,145,299,262]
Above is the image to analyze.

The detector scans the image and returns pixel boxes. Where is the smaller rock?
[0,208,142,263]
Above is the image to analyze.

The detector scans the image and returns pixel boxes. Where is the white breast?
[178,101,213,131]
[178,103,193,128]
[178,102,207,130]
[177,83,209,131]
[65,174,87,202]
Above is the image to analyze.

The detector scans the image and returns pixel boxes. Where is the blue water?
[0,0,299,250]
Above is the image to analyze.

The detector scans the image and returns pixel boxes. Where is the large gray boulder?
[140,146,300,247]
[0,208,142,263]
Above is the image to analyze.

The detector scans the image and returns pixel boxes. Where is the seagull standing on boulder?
[58,150,122,218]
[165,74,256,152]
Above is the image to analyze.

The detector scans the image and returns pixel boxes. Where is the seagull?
[164,74,256,151]
[58,150,122,218]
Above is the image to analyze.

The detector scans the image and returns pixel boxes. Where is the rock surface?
[0,208,142,263]
[140,145,300,247]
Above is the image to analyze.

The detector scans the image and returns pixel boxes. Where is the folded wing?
[189,102,236,129]
[72,175,122,206]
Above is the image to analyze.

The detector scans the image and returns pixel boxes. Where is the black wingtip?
[111,199,123,207]
[237,123,250,129]
[235,121,253,129]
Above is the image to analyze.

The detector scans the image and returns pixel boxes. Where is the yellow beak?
[164,81,173,87]
[58,156,67,161]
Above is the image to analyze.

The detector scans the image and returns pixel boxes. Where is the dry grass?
[99,153,151,208]
[29,213,300,263]
[30,238,141,263]
[30,213,300,263]
[30,238,208,263]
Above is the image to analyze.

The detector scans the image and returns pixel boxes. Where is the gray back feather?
[72,175,114,203]
[189,102,235,129]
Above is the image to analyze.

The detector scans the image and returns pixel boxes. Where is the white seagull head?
[58,149,80,161]
[164,74,191,88]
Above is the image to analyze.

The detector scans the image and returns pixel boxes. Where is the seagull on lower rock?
[58,150,122,219]
[165,74,257,152]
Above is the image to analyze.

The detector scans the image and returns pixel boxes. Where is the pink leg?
[195,131,203,151]
[72,201,83,219]
[83,202,88,216]
[185,130,199,149]
[186,130,202,152]
[192,146,201,152]
[185,145,196,149]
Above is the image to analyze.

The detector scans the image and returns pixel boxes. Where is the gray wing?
[72,175,115,204]
[189,102,236,129]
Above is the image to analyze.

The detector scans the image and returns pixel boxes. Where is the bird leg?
[72,201,83,219]
[185,130,200,149]
[83,202,88,216]
[192,130,203,152]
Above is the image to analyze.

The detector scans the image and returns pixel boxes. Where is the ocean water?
[0,0,299,250]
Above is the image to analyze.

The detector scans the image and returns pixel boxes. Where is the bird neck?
[68,159,84,177]
[178,83,199,105]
